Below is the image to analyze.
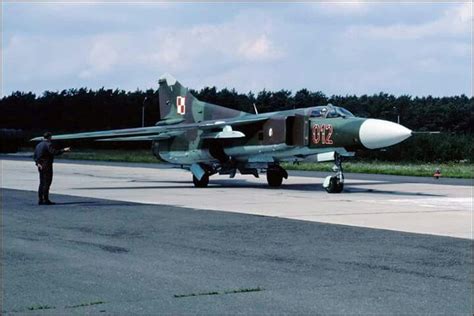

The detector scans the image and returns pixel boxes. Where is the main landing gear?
[193,173,209,188]
[323,154,344,193]
[191,163,211,188]
[266,165,288,187]
[191,163,290,188]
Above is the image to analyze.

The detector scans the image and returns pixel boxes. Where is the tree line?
[1,87,472,161]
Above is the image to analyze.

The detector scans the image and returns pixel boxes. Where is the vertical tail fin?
[158,74,249,124]
[158,74,196,123]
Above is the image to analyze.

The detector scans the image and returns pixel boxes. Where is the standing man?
[34,132,71,205]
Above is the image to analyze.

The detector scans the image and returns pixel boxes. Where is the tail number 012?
[312,124,334,145]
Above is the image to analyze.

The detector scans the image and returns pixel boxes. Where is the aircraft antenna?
[253,103,259,115]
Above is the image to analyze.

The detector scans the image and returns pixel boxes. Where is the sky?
[2,1,473,97]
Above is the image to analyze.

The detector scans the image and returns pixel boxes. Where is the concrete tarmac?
[2,189,472,314]
[1,158,472,239]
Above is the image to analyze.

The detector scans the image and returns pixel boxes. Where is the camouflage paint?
[33,75,409,173]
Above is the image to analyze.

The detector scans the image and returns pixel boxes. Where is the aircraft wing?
[30,125,167,141]
[30,115,268,142]
[97,131,184,142]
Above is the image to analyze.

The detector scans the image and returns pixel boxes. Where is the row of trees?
[1,87,472,161]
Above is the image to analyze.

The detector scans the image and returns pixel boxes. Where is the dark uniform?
[34,139,64,204]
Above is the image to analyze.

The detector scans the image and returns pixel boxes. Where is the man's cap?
[43,132,52,139]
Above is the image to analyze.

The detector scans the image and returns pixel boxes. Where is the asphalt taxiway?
[1,158,472,314]
[2,189,472,314]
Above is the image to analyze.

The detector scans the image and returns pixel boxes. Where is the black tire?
[267,169,283,187]
[193,174,209,188]
[325,176,344,193]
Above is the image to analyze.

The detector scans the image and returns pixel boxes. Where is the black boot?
[44,192,55,205]
[38,192,44,205]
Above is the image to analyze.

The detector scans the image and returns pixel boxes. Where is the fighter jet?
[32,74,412,193]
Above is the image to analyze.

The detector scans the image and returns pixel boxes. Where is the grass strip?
[63,149,157,163]
[283,161,473,179]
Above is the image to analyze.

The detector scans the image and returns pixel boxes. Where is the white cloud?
[330,66,405,94]
[415,57,442,73]
[238,34,282,61]
[150,31,187,71]
[3,7,285,93]
[2,3,471,96]
[315,1,371,16]
[132,16,284,73]
[79,39,120,78]
[4,34,89,82]
[346,2,472,40]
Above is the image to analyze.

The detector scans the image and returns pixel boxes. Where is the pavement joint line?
[174,287,265,298]
[9,300,107,313]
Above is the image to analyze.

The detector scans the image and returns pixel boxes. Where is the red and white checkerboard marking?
[177,96,186,115]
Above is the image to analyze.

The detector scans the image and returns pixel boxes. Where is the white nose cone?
[359,119,412,149]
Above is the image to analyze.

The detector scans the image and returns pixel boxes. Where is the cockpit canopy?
[307,104,355,119]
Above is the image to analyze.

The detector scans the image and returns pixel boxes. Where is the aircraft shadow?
[76,181,443,197]
[342,188,442,197]
[130,179,392,186]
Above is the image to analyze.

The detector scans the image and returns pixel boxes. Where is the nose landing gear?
[323,154,344,193]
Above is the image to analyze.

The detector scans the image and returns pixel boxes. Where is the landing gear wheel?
[267,169,283,187]
[193,174,209,188]
[323,153,345,193]
[325,176,344,193]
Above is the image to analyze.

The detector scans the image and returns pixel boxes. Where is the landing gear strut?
[266,165,288,187]
[190,163,211,188]
[193,173,209,188]
[323,154,344,193]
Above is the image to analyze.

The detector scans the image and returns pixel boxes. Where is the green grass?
[283,161,473,179]
[55,149,473,179]
[63,149,158,163]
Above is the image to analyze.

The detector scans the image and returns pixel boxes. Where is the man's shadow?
[37,201,133,206]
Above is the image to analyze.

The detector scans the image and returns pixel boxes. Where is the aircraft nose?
[359,119,412,149]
